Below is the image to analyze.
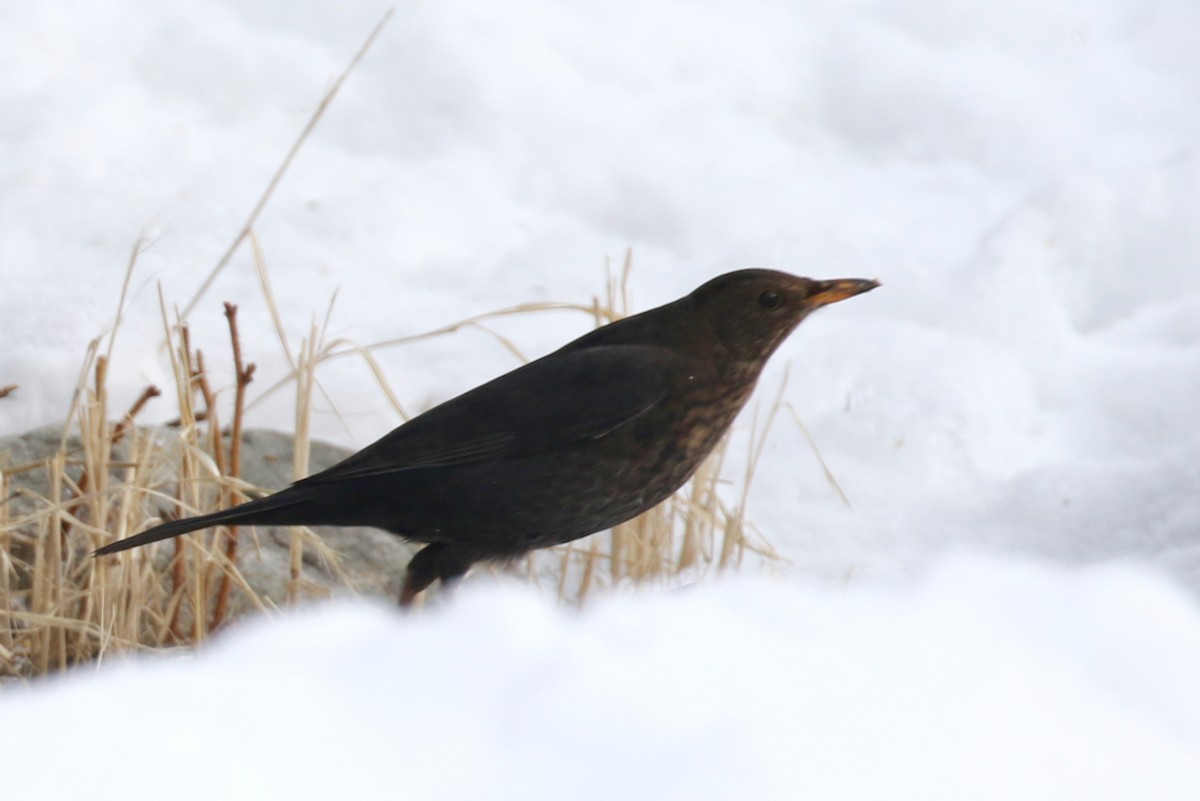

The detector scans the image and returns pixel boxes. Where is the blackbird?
[96,270,878,604]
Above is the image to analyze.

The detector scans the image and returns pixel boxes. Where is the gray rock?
[227,429,416,606]
[0,425,416,617]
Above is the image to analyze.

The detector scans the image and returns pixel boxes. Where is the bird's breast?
[611,358,762,497]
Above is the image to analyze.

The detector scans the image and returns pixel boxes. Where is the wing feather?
[296,345,681,484]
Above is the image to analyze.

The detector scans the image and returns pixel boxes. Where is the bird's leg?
[400,544,444,606]
[433,547,474,597]
[398,543,476,606]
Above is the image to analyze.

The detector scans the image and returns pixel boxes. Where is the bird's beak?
[808,278,880,307]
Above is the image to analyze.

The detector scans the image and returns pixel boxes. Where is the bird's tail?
[93,491,309,556]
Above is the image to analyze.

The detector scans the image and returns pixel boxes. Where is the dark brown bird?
[96,270,878,604]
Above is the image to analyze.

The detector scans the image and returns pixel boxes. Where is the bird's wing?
[295,344,681,484]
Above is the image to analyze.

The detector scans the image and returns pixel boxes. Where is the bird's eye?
[758,290,782,309]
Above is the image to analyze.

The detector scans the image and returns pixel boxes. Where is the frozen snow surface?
[4,560,1200,800]
[2,1,1199,797]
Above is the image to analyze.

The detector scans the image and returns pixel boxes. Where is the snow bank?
[3,557,1198,800]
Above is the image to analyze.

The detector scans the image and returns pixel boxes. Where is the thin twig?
[193,351,225,475]
[179,9,394,321]
[110,386,162,445]
[784,403,853,509]
[212,303,255,627]
[241,301,593,417]
[61,383,162,546]
[104,238,148,364]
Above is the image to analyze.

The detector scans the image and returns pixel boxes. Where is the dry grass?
[0,248,783,680]
[0,12,793,680]
[0,266,338,679]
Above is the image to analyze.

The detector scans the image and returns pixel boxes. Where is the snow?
[4,558,1200,800]
[2,1,1200,797]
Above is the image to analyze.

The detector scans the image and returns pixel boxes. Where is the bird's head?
[685,269,879,364]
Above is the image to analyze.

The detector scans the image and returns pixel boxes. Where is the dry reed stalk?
[168,323,199,642]
[785,404,853,508]
[288,328,317,604]
[180,9,393,322]
[0,470,11,664]
[190,348,227,629]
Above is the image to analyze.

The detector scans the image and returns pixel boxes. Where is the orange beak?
[808,278,881,308]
